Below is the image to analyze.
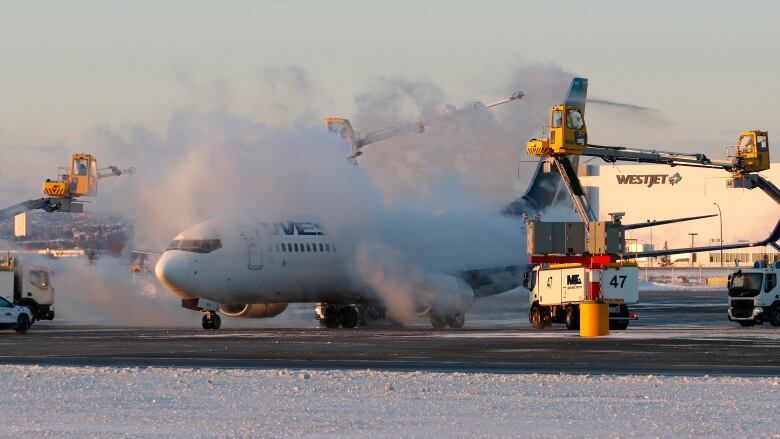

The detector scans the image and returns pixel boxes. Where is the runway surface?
[2,290,779,375]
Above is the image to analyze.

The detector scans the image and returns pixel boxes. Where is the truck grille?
[730,299,754,318]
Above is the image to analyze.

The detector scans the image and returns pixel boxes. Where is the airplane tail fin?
[503,77,589,217]
[564,77,588,112]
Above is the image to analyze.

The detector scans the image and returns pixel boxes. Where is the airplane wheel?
[447,313,465,329]
[339,306,359,329]
[15,314,30,334]
[201,313,221,330]
[430,314,447,329]
[323,317,340,329]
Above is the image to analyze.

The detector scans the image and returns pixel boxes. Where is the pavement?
[2,289,778,375]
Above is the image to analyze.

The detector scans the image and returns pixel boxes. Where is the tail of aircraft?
[504,77,588,217]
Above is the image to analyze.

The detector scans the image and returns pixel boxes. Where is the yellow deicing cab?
[734,131,769,174]
[42,153,98,197]
[527,104,588,156]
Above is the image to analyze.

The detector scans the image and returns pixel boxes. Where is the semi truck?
[0,256,55,322]
[525,263,638,330]
[727,261,780,326]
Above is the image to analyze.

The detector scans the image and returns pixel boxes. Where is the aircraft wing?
[457,265,525,297]
[629,219,780,259]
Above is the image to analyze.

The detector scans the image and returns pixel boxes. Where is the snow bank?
[2,365,778,438]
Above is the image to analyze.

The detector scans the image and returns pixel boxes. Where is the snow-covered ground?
[3,365,778,438]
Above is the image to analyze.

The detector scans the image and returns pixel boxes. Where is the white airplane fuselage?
[155,215,527,324]
[156,219,363,305]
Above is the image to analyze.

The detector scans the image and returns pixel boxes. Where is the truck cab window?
[551,110,563,128]
[566,109,584,129]
[766,273,776,292]
[30,270,50,290]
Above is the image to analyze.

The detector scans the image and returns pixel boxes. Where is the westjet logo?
[615,172,682,187]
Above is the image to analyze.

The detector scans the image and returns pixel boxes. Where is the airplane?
[154,79,780,330]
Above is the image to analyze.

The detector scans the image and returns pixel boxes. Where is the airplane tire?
[323,317,340,329]
[15,314,30,335]
[340,306,359,329]
[201,313,221,330]
[447,313,465,329]
[430,314,447,329]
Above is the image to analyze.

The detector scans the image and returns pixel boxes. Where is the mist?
[3,63,585,326]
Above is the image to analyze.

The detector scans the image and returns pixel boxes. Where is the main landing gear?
[317,304,359,329]
[202,311,221,330]
[430,312,465,329]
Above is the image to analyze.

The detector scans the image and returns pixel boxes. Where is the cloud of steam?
[353,65,576,207]
[352,240,426,324]
[5,63,587,327]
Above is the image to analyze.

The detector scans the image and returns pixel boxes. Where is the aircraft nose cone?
[155,252,190,295]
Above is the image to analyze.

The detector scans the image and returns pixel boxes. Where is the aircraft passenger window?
[306,244,311,252]
[294,243,299,252]
[319,244,324,252]
[325,244,330,252]
[551,110,562,128]
[312,244,317,252]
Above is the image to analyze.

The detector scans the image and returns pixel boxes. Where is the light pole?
[713,202,723,267]
[688,232,698,267]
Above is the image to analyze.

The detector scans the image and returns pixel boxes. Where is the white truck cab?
[0,256,55,322]
[0,296,32,334]
[526,263,639,330]
[727,261,780,326]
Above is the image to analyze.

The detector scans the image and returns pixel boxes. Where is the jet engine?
[219,303,288,318]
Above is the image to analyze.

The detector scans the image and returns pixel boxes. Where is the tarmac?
[1,290,778,375]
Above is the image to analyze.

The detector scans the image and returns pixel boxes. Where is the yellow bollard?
[579,301,609,337]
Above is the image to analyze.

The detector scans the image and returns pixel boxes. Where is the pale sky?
[1,0,778,154]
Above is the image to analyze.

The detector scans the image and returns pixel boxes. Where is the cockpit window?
[166,239,223,253]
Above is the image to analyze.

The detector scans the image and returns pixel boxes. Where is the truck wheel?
[738,321,756,327]
[610,320,629,330]
[15,314,30,334]
[530,306,545,329]
[565,306,579,330]
[771,307,780,327]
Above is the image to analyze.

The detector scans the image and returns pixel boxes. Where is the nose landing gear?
[201,311,221,330]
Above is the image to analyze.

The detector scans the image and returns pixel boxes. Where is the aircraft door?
[238,226,263,270]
